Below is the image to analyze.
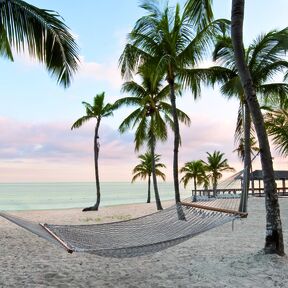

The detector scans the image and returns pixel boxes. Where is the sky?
[0,0,288,183]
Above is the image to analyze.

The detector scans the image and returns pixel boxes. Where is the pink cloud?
[0,116,286,183]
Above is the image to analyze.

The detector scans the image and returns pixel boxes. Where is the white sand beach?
[1,197,288,288]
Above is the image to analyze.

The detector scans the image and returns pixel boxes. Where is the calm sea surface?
[0,182,191,211]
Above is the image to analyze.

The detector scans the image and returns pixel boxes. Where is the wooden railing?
[192,187,288,197]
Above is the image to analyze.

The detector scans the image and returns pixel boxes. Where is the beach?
[1,197,288,288]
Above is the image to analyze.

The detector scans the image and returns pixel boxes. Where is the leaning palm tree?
[71,92,115,211]
[132,152,166,204]
[0,0,79,87]
[119,0,225,208]
[213,28,288,187]
[204,151,235,196]
[115,69,190,210]
[180,160,208,196]
[231,0,284,255]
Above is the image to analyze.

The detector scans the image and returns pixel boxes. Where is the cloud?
[0,115,286,182]
[0,117,136,181]
[76,56,123,88]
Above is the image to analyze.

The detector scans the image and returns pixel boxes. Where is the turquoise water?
[0,182,190,211]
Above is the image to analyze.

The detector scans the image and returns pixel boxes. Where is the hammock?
[0,197,247,258]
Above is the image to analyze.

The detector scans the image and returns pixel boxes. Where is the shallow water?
[0,182,190,211]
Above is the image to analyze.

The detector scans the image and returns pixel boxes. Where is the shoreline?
[1,200,175,226]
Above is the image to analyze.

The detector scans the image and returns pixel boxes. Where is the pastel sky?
[1,0,288,183]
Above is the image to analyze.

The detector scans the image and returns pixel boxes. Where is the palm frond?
[71,115,93,130]
[184,0,214,32]
[0,24,13,59]
[0,0,79,87]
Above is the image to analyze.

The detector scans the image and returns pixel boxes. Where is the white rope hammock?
[0,197,247,258]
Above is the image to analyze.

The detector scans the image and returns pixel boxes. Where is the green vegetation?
[0,0,79,87]
[132,152,166,206]
[115,67,190,210]
[180,151,234,196]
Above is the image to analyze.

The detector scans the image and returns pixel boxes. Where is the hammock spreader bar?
[180,202,248,218]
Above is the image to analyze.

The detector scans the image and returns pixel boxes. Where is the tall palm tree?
[71,92,115,211]
[204,151,235,196]
[0,0,79,87]
[180,160,207,196]
[231,0,284,255]
[119,0,225,209]
[115,69,190,210]
[132,152,166,204]
[213,28,288,184]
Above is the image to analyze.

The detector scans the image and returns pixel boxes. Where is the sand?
[1,197,288,288]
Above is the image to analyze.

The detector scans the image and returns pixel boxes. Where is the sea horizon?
[0,181,191,211]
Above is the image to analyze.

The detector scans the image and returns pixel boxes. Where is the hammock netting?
[0,196,245,258]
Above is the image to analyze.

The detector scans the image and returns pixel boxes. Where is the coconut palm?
[204,151,235,196]
[115,69,190,210]
[180,160,208,196]
[231,0,284,255]
[119,0,225,208]
[213,28,288,182]
[132,152,166,204]
[71,92,115,211]
[0,0,79,87]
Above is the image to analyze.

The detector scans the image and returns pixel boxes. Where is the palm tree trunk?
[212,177,217,197]
[239,101,251,212]
[231,0,284,255]
[193,177,197,197]
[168,78,181,203]
[151,137,163,210]
[168,77,186,220]
[83,120,101,212]
[147,175,151,203]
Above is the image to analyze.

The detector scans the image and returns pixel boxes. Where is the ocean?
[0,182,191,211]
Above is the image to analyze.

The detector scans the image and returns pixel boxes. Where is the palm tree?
[231,0,284,255]
[213,28,288,186]
[204,151,235,196]
[180,160,207,196]
[132,152,166,204]
[233,137,259,163]
[115,69,190,210]
[71,92,115,211]
[119,0,224,208]
[0,0,79,87]
[264,103,288,157]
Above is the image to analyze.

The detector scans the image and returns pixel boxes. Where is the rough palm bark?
[231,0,284,255]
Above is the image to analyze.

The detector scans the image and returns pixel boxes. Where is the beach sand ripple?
[1,198,288,287]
